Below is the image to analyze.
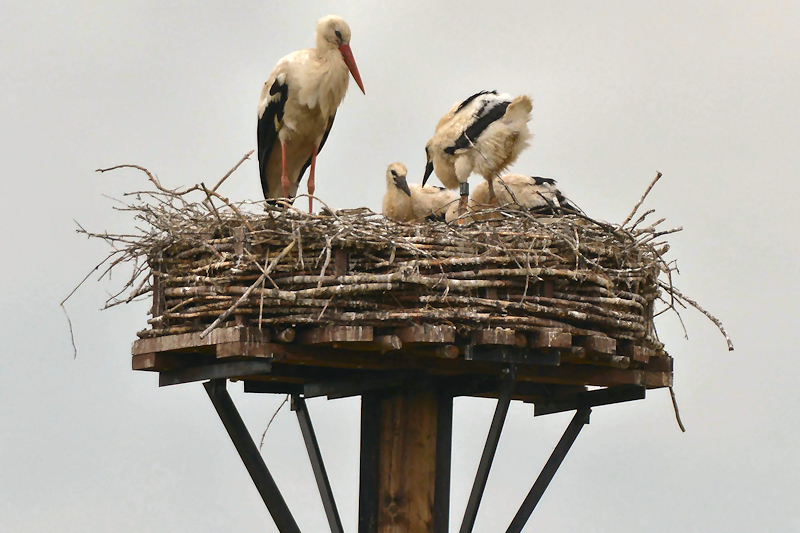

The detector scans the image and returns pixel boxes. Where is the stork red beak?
[339,43,365,94]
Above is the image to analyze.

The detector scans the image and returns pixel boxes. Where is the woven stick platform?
[74,164,732,400]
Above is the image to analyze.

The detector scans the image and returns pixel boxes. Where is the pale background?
[2,1,798,531]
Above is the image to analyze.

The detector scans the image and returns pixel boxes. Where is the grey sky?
[2,1,798,531]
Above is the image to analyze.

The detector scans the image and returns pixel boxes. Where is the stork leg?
[458,181,470,219]
[280,139,291,199]
[307,144,318,214]
[487,176,498,205]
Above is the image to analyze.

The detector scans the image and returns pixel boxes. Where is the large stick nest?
[74,161,733,358]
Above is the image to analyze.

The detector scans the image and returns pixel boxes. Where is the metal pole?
[292,395,345,533]
[505,406,591,533]
[203,380,302,533]
[459,370,517,533]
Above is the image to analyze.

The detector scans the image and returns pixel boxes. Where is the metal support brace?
[505,406,592,533]
[203,380,302,533]
[291,395,344,533]
[459,369,517,533]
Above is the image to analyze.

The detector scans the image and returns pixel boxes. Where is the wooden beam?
[132,327,270,356]
[359,392,381,533]
[459,371,516,533]
[158,360,272,387]
[395,324,456,344]
[292,396,345,533]
[301,325,374,344]
[204,380,301,533]
[505,407,591,533]
[534,385,646,416]
[530,329,572,349]
[472,328,517,345]
[378,387,439,533]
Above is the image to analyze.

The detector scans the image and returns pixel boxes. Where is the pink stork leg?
[307,144,318,213]
[280,139,291,199]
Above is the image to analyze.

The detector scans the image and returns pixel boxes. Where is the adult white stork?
[257,15,365,213]
[422,90,533,217]
[382,162,459,222]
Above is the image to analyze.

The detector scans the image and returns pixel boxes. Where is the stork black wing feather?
[454,90,498,114]
[257,78,289,199]
[444,100,510,155]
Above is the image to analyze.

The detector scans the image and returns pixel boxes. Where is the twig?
[259,395,289,450]
[622,171,663,227]
[669,386,686,432]
[211,150,254,192]
[199,238,297,338]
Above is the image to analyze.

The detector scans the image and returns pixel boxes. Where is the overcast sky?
[2,1,799,531]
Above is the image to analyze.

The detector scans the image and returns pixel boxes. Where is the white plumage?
[445,174,574,222]
[423,91,533,217]
[382,162,459,222]
[257,15,365,213]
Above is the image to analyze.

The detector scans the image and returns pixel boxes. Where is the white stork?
[444,174,577,222]
[422,91,533,217]
[472,174,567,210]
[382,162,459,222]
[257,15,365,213]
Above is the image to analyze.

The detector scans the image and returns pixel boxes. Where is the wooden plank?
[472,328,517,345]
[132,352,185,372]
[530,329,572,349]
[132,327,270,355]
[618,341,652,363]
[300,325,374,344]
[534,385,645,416]
[644,371,673,388]
[159,360,272,387]
[464,346,560,366]
[216,341,275,359]
[378,388,438,533]
[644,355,673,372]
[332,335,402,353]
[243,381,304,394]
[266,342,647,388]
[578,335,617,355]
[395,324,455,344]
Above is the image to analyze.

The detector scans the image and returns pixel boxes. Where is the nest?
[72,161,733,364]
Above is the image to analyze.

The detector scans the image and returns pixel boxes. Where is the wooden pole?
[357,383,452,533]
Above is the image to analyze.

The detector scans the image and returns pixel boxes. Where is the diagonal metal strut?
[292,395,345,533]
[459,370,517,533]
[505,406,592,533]
[204,379,302,533]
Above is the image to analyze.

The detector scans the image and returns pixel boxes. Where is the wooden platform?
[132,323,672,408]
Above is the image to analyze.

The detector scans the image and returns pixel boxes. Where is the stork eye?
[390,169,397,177]
[335,29,342,40]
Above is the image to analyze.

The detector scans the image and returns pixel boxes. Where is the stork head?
[386,162,411,197]
[316,15,365,94]
[422,143,434,186]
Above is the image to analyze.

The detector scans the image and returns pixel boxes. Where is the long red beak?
[339,43,365,94]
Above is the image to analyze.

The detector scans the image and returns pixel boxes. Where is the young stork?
[470,174,571,212]
[257,15,365,213]
[382,162,459,222]
[422,90,533,217]
[444,174,577,222]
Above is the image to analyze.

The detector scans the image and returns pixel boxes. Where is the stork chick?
[382,163,460,222]
[423,91,533,217]
[257,15,365,213]
[445,174,576,222]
